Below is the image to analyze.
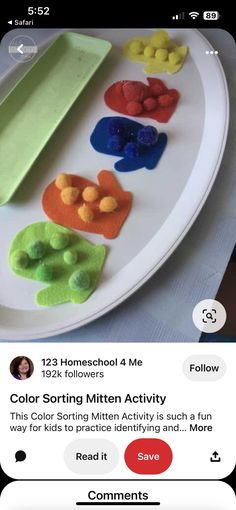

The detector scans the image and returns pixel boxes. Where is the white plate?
[0,29,229,340]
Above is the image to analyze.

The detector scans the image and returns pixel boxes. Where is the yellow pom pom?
[130,40,144,55]
[82,186,99,203]
[61,187,80,205]
[155,48,168,62]
[150,30,170,49]
[168,51,181,65]
[55,173,72,190]
[144,45,155,58]
[99,196,118,213]
[78,204,94,223]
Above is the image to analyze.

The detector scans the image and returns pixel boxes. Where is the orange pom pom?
[99,196,118,213]
[82,186,99,202]
[55,173,72,190]
[78,204,94,223]
[61,187,80,205]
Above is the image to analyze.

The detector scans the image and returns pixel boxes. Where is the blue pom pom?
[107,118,125,136]
[127,129,137,142]
[124,142,140,158]
[107,135,125,152]
[137,126,158,147]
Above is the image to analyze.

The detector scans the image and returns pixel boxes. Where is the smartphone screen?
[0,5,235,509]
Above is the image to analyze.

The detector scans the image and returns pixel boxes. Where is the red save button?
[124,438,173,474]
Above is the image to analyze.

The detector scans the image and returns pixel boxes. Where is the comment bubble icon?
[15,450,26,463]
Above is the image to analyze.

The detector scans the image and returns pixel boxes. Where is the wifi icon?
[189,11,199,19]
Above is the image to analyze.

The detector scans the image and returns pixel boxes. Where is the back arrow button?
[17,44,24,54]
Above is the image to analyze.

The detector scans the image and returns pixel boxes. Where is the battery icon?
[203,11,220,20]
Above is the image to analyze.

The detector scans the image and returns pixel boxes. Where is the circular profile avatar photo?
[10,356,34,380]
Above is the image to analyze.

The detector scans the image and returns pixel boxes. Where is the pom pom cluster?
[11,232,91,292]
[129,30,183,70]
[54,173,119,223]
[115,79,174,116]
[107,118,159,158]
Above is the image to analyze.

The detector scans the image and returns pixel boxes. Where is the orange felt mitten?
[42,170,132,240]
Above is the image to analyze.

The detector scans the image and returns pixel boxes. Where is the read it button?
[64,439,119,474]
[125,438,172,474]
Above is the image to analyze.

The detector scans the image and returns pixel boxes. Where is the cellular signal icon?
[172,12,185,20]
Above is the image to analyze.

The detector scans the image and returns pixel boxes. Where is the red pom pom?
[158,94,174,107]
[122,81,149,102]
[126,101,143,115]
[150,83,165,97]
[143,97,157,111]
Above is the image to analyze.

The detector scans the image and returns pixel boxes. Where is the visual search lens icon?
[192,299,227,333]
[202,309,217,323]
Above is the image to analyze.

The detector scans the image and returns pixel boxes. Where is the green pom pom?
[28,241,46,260]
[11,250,29,270]
[69,270,90,291]
[36,263,54,282]
[50,233,69,250]
[64,250,78,265]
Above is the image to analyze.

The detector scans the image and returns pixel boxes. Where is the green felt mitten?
[9,222,106,307]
